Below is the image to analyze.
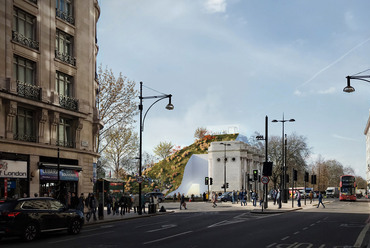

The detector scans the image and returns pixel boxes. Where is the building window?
[55,29,75,66]
[55,0,74,25]
[13,108,36,142]
[13,55,41,100]
[56,71,78,110]
[13,8,39,50]
[57,117,74,148]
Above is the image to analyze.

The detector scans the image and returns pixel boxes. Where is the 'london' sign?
[0,160,27,178]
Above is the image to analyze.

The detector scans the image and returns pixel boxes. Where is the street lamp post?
[272,114,295,203]
[343,75,370,93]
[138,82,174,215]
[256,115,269,209]
[220,143,231,193]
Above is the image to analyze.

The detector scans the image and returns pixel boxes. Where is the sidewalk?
[84,199,326,226]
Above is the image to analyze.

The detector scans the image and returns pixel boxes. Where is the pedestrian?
[77,193,85,213]
[133,194,139,213]
[85,193,97,221]
[173,193,177,202]
[232,190,235,204]
[252,190,257,207]
[203,192,206,202]
[112,196,117,215]
[71,192,79,209]
[211,192,217,208]
[141,193,146,214]
[297,190,301,207]
[241,191,247,206]
[107,194,112,215]
[273,189,277,205]
[317,192,325,208]
[309,191,313,204]
[277,189,282,209]
[180,193,187,210]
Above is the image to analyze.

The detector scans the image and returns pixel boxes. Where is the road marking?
[353,223,370,247]
[147,224,177,233]
[302,227,308,230]
[281,236,290,241]
[136,221,169,228]
[48,231,115,244]
[310,223,315,226]
[266,243,277,247]
[143,231,193,245]
[293,231,300,235]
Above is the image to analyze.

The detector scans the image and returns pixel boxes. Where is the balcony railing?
[56,140,74,148]
[27,0,37,4]
[12,31,39,50]
[17,81,41,100]
[56,9,74,25]
[55,50,76,66]
[59,94,78,111]
[14,133,36,142]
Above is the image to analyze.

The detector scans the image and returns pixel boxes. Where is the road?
[2,199,369,248]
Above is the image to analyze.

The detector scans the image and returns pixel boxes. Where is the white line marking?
[303,227,308,230]
[294,231,300,235]
[266,243,277,247]
[143,231,193,245]
[354,223,370,247]
[310,223,315,226]
[147,224,177,233]
[48,231,115,244]
[281,236,290,241]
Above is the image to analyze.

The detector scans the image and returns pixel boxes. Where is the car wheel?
[68,219,82,235]
[22,223,38,241]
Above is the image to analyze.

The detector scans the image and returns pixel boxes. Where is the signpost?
[261,176,269,184]
[137,176,143,184]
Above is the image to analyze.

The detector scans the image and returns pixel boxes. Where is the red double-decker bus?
[339,175,356,201]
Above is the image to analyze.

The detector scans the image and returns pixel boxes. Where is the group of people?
[105,193,141,215]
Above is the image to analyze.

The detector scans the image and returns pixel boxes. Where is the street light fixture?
[220,143,231,193]
[272,114,295,203]
[343,75,370,93]
[138,82,173,215]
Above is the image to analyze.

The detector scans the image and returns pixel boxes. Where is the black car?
[217,192,233,202]
[0,197,84,241]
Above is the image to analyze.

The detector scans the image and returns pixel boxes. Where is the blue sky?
[97,0,370,177]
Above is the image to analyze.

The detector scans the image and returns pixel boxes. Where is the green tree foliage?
[153,141,174,160]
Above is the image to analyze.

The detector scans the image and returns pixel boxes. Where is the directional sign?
[137,176,143,184]
[261,176,269,184]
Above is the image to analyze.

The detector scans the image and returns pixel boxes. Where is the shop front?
[38,164,81,203]
[0,159,29,199]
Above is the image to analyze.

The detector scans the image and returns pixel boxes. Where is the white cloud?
[332,134,360,142]
[318,87,336,95]
[294,89,302,96]
[204,0,227,13]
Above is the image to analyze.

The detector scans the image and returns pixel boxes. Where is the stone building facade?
[208,141,264,195]
[0,0,102,200]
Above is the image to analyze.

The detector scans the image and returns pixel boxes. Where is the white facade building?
[364,115,370,193]
[208,141,264,194]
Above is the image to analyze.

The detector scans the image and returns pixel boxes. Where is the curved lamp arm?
[344,75,370,93]
[142,95,172,131]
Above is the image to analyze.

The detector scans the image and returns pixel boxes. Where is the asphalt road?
[2,199,369,248]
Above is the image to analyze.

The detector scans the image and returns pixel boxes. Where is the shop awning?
[38,162,83,171]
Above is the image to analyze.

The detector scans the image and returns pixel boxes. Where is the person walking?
[106,194,112,215]
[180,193,187,210]
[277,189,282,209]
[241,191,247,206]
[232,190,235,204]
[119,194,125,215]
[77,193,85,213]
[317,192,325,208]
[211,192,217,208]
[297,190,301,207]
[71,192,79,209]
[309,191,313,204]
[273,189,277,205]
[85,193,97,221]
[252,190,257,207]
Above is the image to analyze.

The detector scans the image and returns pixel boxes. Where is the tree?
[97,65,138,154]
[194,127,208,140]
[104,125,138,178]
[356,176,367,189]
[153,141,174,160]
[263,133,312,189]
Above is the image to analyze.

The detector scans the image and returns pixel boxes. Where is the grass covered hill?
[141,134,239,194]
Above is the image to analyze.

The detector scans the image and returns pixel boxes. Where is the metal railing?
[56,8,74,25]
[59,94,78,111]
[12,31,39,50]
[17,81,41,100]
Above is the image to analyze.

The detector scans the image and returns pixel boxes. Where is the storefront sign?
[40,168,79,181]
[0,160,27,178]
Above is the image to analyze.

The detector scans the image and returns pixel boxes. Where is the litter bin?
[98,203,104,220]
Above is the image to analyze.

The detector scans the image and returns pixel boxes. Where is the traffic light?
[226,182,229,188]
[263,162,273,176]
[205,177,209,185]
[304,172,309,182]
[253,170,258,181]
[311,175,317,184]
[293,170,297,181]
[210,177,213,185]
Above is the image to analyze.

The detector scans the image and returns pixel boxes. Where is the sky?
[97,0,370,178]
